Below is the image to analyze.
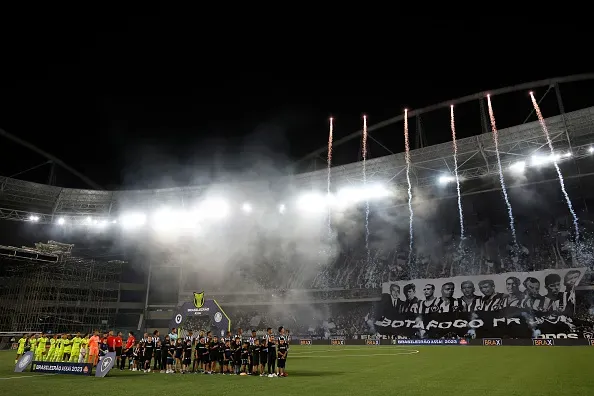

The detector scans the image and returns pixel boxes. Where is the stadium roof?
[2,76,594,224]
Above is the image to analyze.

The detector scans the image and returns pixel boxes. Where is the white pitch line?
[291,350,420,358]
[290,347,418,355]
[0,374,56,380]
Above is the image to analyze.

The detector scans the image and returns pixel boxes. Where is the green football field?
[2,345,593,396]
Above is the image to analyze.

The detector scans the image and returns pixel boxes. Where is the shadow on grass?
[103,371,345,378]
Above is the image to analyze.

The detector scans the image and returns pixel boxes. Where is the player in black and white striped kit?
[418,284,441,314]
[277,326,288,377]
[152,330,161,371]
[248,330,257,374]
[183,331,195,345]
[266,327,277,377]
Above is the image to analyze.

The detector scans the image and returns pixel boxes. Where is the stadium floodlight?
[278,204,286,214]
[241,203,253,213]
[28,215,39,222]
[531,153,561,167]
[509,161,526,173]
[152,207,178,231]
[589,146,594,153]
[197,198,229,219]
[336,184,390,206]
[120,212,146,229]
[179,212,199,229]
[438,175,455,185]
[563,152,572,158]
[57,217,65,226]
[296,192,331,214]
[86,216,92,224]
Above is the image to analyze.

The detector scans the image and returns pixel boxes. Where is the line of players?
[14,331,110,366]
[126,327,289,378]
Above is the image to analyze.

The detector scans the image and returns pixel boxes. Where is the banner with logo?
[393,339,468,345]
[96,352,116,377]
[169,293,231,334]
[14,351,33,372]
[14,351,116,377]
[32,361,93,376]
[376,268,593,339]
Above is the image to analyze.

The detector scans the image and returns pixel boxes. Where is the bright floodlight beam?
[197,199,230,219]
[438,175,455,184]
[297,192,328,214]
[509,161,526,173]
[121,212,147,229]
[242,203,253,213]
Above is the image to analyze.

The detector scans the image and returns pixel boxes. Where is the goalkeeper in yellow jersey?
[46,335,58,361]
[70,333,82,362]
[15,334,28,364]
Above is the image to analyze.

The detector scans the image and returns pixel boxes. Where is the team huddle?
[130,327,289,377]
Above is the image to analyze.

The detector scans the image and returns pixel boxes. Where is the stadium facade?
[1,74,594,337]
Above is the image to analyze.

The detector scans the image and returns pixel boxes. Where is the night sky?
[2,18,592,190]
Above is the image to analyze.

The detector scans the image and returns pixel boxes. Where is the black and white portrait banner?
[376,268,591,338]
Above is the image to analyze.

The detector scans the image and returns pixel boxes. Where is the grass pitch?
[1,345,593,396]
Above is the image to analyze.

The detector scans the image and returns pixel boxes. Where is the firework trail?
[530,92,580,242]
[486,95,518,247]
[327,117,333,237]
[363,115,370,262]
[404,109,414,263]
[450,105,465,242]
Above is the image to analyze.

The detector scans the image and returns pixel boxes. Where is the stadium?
[1,74,594,395]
